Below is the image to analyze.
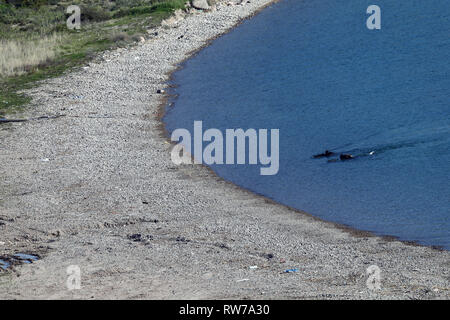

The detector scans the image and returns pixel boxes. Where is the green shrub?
[80,5,111,22]
[4,0,47,8]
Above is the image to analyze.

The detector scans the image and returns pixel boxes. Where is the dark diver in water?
[325,150,375,163]
[339,154,354,160]
[313,150,335,158]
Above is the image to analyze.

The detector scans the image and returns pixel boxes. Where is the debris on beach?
[284,268,299,273]
[13,253,39,264]
[0,118,27,123]
[215,242,231,250]
[0,253,40,271]
[175,236,190,243]
[128,234,153,243]
[264,253,274,260]
[0,259,10,270]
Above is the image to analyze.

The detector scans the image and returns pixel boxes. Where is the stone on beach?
[191,0,211,10]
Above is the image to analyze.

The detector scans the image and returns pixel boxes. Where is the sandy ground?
[0,0,449,299]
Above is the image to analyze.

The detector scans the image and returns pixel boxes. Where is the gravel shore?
[0,0,448,299]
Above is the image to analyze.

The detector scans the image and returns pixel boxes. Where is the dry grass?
[1,0,186,114]
[0,34,62,77]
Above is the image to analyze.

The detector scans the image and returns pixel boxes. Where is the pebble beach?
[0,0,449,299]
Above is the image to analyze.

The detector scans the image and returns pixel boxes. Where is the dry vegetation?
[0,0,187,115]
[0,34,63,77]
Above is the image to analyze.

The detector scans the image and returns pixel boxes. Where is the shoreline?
[0,0,449,299]
[157,4,446,252]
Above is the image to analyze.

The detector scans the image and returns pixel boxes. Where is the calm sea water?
[164,0,450,249]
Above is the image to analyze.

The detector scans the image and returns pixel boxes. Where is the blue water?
[164,0,450,249]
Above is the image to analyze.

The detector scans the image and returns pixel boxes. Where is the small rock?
[128,233,142,242]
[128,234,153,242]
[175,236,190,243]
[215,242,230,250]
[52,230,62,237]
[265,253,274,260]
[192,0,210,10]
